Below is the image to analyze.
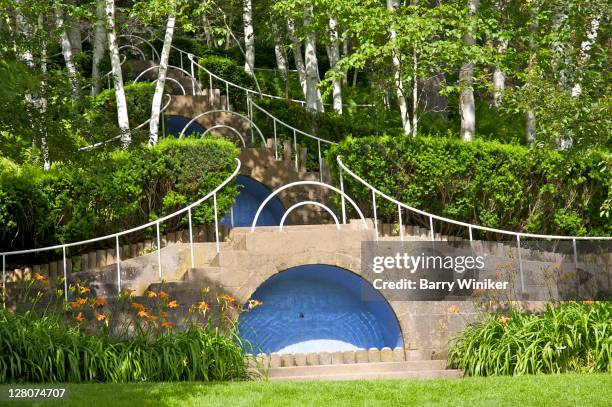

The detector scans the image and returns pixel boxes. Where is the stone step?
[268,369,462,381]
[268,360,448,378]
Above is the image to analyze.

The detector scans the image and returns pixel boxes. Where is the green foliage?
[0,309,247,383]
[329,135,611,237]
[449,301,612,376]
[0,138,238,252]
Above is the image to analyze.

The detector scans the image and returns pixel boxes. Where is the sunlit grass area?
[5,373,611,407]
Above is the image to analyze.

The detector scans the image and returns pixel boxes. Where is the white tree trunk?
[149,13,176,146]
[342,34,349,85]
[272,22,289,97]
[328,15,342,114]
[412,49,418,137]
[492,40,506,107]
[54,4,79,97]
[105,0,130,148]
[525,4,538,144]
[303,2,324,112]
[66,0,82,55]
[243,0,255,74]
[387,0,410,136]
[38,15,50,170]
[91,0,106,96]
[459,0,479,142]
[571,15,600,97]
[287,19,307,99]
[15,0,34,66]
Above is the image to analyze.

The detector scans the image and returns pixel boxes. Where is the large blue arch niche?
[221,175,286,227]
[239,264,403,354]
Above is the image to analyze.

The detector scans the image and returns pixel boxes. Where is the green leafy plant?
[449,301,612,376]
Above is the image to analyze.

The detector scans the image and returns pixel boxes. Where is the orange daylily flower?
[583,299,594,305]
[34,273,46,281]
[137,310,149,318]
[498,316,510,325]
[162,321,174,329]
[168,300,178,308]
[79,286,90,294]
[198,301,209,313]
[95,298,106,307]
[70,301,81,309]
[219,294,235,303]
[75,312,85,321]
[96,313,106,321]
[248,299,262,310]
[159,291,169,300]
[147,291,157,298]
[131,302,145,312]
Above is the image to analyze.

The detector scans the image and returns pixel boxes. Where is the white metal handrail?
[133,64,200,95]
[185,53,374,108]
[250,180,368,232]
[177,109,266,146]
[201,125,247,148]
[336,155,612,242]
[1,158,241,306]
[279,201,341,231]
[119,34,160,61]
[78,93,173,151]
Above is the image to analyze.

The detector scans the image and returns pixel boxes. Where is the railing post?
[429,216,435,240]
[273,119,278,160]
[213,193,220,253]
[62,246,68,301]
[2,254,5,308]
[226,83,230,110]
[372,190,379,241]
[318,140,322,182]
[398,204,404,241]
[190,56,196,96]
[572,238,578,270]
[517,235,525,296]
[209,72,213,104]
[156,221,162,279]
[293,129,298,171]
[115,235,121,294]
[188,208,195,269]
[339,168,347,224]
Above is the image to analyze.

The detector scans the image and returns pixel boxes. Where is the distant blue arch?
[221,176,286,227]
[239,264,403,354]
[164,115,206,137]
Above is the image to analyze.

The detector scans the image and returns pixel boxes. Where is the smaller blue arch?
[221,176,286,227]
[164,115,206,137]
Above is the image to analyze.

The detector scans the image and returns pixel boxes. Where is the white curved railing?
[279,201,341,231]
[249,100,337,180]
[119,34,160,61]
[202,125,247,148]
[133,64,200,95]
[250,181,368,232]
[1,158,242,305]
[78,93,173,151]
[178,109,266,146]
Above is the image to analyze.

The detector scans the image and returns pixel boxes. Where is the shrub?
[449,301,612,375]
[328,135,611,237]
[0,138,238,254]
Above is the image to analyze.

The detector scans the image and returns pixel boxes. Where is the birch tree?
[148,12,176,146]
[243,0,255,74]
[386,0,410,136]
[91,0,106,96]
[303,1,324,112]
[287,19,307,98]
[459,0,478,142]
[105,0,131,148]
[272,22,289,96]
[54,2,80,97]
[328,15,342,113]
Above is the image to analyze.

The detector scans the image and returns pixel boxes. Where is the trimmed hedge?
[0,138,238,253]
[328,135,611,237]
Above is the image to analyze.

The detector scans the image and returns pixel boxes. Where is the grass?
[2,374,610,407]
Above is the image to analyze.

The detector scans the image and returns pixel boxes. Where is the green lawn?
[1,374,610,407]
